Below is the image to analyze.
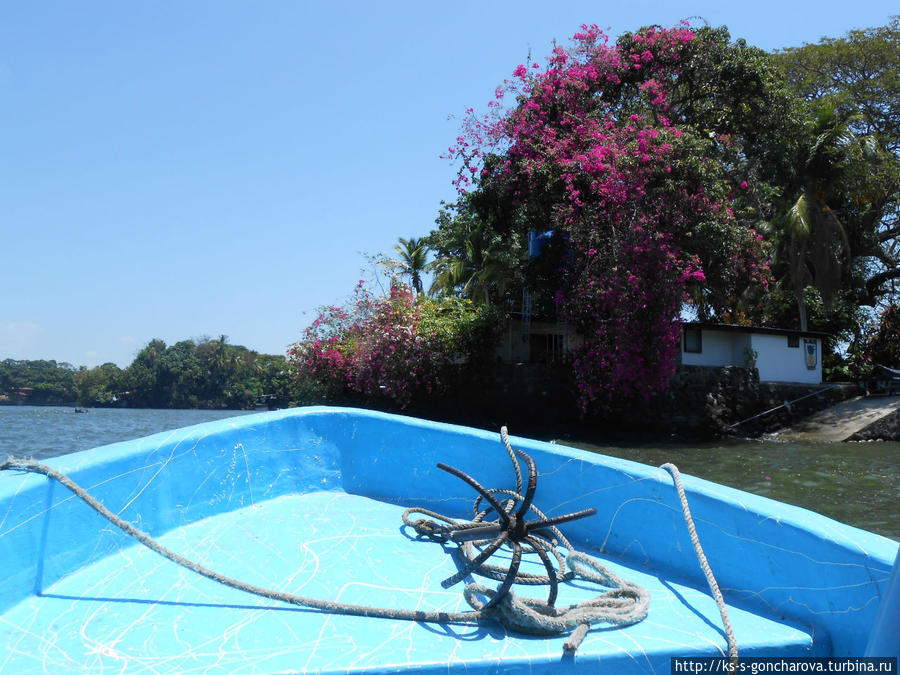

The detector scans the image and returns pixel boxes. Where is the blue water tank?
[529,230,555,258]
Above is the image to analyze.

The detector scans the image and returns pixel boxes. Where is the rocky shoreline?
[849,409,900,442]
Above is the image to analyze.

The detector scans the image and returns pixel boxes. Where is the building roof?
[682,322,830,340]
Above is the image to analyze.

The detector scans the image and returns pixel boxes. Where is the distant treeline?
[0,337,298,409]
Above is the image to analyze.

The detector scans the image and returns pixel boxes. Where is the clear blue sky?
[2,1,896,367]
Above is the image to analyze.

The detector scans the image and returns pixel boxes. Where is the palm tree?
[781,107,876,330]
[382,237,429,294]
[784,195,850,331]
[209,335,230,373]
[427,227,513,305]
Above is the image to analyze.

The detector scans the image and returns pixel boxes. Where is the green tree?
[161,340,204,408]
[125,339,171,407]
[418,296,501,364]
[198,335,231,405]
[255,353,296,403]
[0,359,77,405]
[74,362,125,406]
[775,18,900,152]
[426,198,525,306]
[774,18,900,310]
[194,335,261,408]
[779,106,874,330]
[120,337,284,409]
[866,304,900,367]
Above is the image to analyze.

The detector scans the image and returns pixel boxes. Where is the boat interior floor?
[1,491,828,673]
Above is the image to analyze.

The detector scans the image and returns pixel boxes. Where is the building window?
[683,327,702,353]
[787,335,799,348]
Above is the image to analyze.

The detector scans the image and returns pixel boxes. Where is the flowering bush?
[448,23,777,413]
[289,285,500,408]
[567,228,701,411]
[418,297,501,363]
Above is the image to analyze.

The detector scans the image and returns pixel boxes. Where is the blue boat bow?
[1,407,897,672]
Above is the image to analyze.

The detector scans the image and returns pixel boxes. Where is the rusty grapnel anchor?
[426,428,597,610]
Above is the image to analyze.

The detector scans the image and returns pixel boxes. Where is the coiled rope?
[400,426,650,650]
[0,432,735,659]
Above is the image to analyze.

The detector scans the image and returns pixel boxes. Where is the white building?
[679,323,827,385]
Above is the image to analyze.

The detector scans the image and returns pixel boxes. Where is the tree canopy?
[0,340,296,409]
[115,336,293,409]
[774,18,900,311]
[866,304,900,368]
[442,23,796,411]
[0,359,77,405]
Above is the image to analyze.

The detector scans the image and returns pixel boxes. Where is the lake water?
[1,405,897,540]
[1,406,256,459]
[559,436,899,541]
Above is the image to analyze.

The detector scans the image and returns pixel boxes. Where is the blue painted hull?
[1,407,896,673]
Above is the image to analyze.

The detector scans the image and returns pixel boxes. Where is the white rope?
[661,462,739,665]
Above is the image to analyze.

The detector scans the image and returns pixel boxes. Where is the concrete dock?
[774,395,900,443]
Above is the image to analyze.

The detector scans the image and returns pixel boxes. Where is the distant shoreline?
[0,401,258,412]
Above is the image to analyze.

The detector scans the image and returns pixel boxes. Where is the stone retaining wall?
[397,364,862,439]
[647,366,858,437]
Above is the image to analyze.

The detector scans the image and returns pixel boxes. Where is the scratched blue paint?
[0,407,896,673]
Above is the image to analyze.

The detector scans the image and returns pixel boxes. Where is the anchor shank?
[526,507,597,534]
[449,522,503,543]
